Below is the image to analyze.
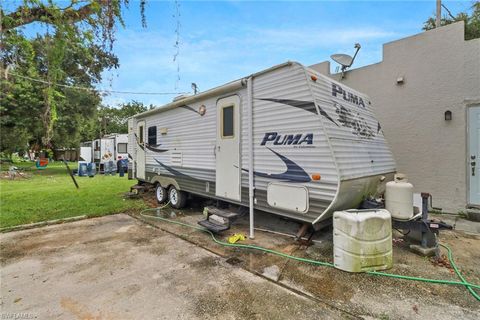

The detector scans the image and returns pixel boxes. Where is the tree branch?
[1,1,107,31]
[442,4,456,21]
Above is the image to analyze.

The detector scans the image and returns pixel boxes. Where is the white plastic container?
[333,209,392,273]
[385,173,414,220]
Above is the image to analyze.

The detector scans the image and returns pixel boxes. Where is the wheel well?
[154,182,172,190]
[150,176,180,191]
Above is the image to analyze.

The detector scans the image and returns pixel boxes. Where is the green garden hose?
[139,206,480,302]
[440,243,480,301]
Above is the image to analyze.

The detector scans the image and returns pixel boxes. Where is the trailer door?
[469,105,480,205]
[136,120,146,180]
[215,95,241,201]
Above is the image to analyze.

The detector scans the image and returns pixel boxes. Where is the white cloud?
[99,25,402,106]
[249,27,399,48]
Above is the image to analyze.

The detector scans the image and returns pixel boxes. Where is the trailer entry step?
[204,206,240,219]
[198,219,230,233]
[130,184,151,194]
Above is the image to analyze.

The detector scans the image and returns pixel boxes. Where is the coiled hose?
[140,206,480,302]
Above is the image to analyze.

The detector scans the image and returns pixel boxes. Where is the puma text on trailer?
[128,62,396,229]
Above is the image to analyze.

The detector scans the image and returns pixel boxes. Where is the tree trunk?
[41,89,53,148]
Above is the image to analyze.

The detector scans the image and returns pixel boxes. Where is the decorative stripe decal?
[145,144,169,153]
[134,133,145,151]
[241,147,311,183]
[257,98,338,126]
[179,105,200,115]
[155,148,310,184]
[153,158,200,181]
[257,98,317,114]
[317,105,339,126]
[135,133,168,153]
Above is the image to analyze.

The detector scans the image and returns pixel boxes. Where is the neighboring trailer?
[91,134,129,172]
[104,133,129,161]
[112,133,129,161]
[92,138,114,172]
[128,61,396,228]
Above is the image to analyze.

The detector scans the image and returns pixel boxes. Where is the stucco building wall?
[311,22,480,213]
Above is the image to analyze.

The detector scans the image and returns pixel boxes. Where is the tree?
[96,101,152,136]
[1,1,147,33]
[0,0,146,156]
[0,30,118,154]
[423,1,480,40]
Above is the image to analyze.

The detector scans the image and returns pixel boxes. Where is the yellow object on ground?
[227,233,246,244]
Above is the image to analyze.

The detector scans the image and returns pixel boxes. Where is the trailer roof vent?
[173,94,191,102]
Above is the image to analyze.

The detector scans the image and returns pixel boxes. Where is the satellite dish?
[330,54,353,68]
[330,43,361,78]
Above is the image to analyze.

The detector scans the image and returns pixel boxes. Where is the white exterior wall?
[311,22,480,213]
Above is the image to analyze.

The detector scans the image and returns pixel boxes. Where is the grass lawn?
[0,161,147,228]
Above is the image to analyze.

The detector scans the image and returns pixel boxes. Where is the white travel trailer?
[110,133,129,160]
[128,61,396,230]
[93,138,114,172]
[92,133,128,172]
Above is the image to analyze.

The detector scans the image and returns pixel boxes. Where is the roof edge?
[132,61,298,119]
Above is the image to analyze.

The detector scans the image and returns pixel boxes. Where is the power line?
[8,73,189,95]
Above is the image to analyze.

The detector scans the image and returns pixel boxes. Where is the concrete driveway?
[0,214,349,319]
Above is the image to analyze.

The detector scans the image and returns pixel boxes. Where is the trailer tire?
[155,184,168,204]
[168,186,187,209]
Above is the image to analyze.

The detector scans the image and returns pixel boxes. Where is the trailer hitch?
[392,192,453,256]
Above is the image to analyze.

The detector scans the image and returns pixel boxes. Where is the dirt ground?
[133,199,480,320]
[0,214,350,320]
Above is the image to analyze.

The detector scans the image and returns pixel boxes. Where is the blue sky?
[7,0,474,106]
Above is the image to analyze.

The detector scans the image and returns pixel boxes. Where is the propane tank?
[385,174,414,220]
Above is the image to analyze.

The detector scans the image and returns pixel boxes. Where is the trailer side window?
[148,126,157,145]
[139,126,144,144]
[117,143,127,153]
[222,105,234,138]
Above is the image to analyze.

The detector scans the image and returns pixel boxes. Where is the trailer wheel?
[168,186,187,209]
[155,184,168,204]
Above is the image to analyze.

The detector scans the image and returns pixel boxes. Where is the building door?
[136,121,146,180]
[469,106,480,205]
[215,95,241,201]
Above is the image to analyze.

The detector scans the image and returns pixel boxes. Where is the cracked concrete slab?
[0,214,350,320]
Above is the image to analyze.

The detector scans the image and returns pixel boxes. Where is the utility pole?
[436,0,442,28]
